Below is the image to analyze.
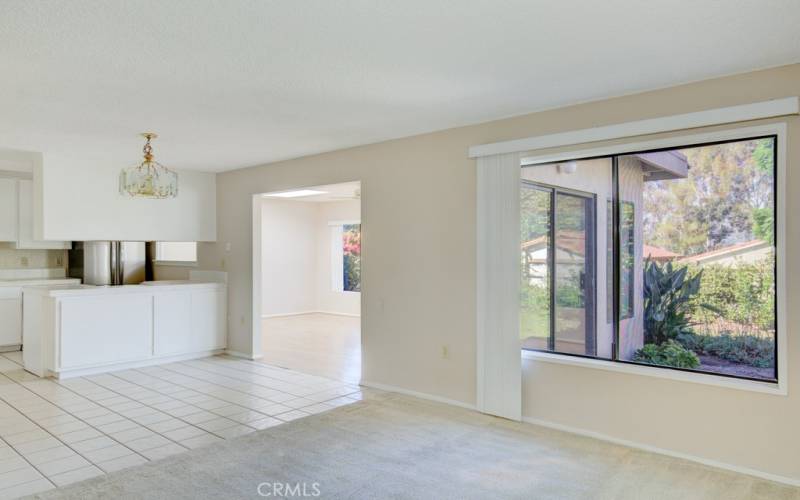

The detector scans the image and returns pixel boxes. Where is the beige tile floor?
[0,351,361,499]
[261,313,361,384]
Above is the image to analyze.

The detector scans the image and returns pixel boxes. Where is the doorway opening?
[254,181,362,384]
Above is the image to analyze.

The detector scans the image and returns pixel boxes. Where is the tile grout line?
[91,371,250,438]
[144,363,353,420]
[160,359,361,408]
[161,358,358,404]
[0,371,149,475]
[194,356,352,392]
[138,364,298,413]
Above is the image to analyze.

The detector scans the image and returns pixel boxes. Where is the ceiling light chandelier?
[119,133,178,198]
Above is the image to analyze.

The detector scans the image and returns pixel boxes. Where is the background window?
[331,223,361,292]
[155,242,197,263]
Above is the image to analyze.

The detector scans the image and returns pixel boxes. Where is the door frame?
[250,180,364,384]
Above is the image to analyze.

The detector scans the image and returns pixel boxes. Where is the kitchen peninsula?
[22,280,227,378]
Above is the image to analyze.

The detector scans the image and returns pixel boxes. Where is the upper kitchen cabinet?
[0,178,18,242]
[15,179,70,250]
[0,176,70,249]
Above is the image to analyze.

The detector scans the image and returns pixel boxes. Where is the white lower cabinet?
[191,289,227,351]
[0,290,22,348]
[60,294,153,369]
[23,283,227,378]
[154,291,193,356]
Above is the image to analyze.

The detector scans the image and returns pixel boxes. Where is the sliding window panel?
[521,158,613,359]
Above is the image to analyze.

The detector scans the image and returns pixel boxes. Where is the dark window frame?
[520,134,779,384]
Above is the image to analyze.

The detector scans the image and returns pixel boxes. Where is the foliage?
[643,259,717,345]
[688,257,775,335]
[751,207,774,245]
[632,340,700,369]
[643,138,774,256]
[676,332,774,368]
[343,224,361,292]
[520,282,549,339]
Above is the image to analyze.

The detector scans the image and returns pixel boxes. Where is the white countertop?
[23,281,225,297]
[0,278,80,287]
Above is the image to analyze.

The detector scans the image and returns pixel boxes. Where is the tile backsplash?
[0,243,67,270]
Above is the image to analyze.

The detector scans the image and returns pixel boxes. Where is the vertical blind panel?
[477,152,522,421]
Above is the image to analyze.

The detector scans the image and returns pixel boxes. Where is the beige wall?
[207,64,800,481]
[0,243,65,270]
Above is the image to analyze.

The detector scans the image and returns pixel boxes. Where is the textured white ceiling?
[1,1,799,172]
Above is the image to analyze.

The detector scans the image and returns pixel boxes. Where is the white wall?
[37,154,216,242]
[315,200,360,316]
[261,198,360,317]
[261,199,318,316]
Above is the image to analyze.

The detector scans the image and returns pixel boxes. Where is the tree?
[643,138,774,255]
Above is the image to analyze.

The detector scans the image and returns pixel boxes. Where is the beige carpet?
[29,392,798,500]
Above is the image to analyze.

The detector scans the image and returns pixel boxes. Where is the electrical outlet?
[441,345,449,359]
[56,255,63,266]
[20,257,29,267]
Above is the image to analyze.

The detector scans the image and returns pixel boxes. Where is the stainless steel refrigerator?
[68,241,146,285]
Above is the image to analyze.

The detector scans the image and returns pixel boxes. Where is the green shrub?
[643,260,717,345]
[677,332,774,368]
[632,340,700,369]
[688,257,775,336]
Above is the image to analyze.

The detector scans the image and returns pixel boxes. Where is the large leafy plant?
[643,259,716,345]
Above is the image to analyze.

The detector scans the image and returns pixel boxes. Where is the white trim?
[360,380,476,411]
[522,350,785,396]
[522,415,800,487]
[224,349,264,361]
[520,122,788,394]
[470,97,798,158]
[327,219,361,226]
[315,310,360,318]
[261,311,361,319]
[153,260,198,268]
[53,349,225,379]
[261,311,319,319]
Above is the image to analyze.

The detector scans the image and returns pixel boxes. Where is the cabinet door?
[16,179,70,250]
[191,289,227,351]
[0,179,17,242]
[59,295,153,369]
[0,288,22,346]
[154,291,192,356]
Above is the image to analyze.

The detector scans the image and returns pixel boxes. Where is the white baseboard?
[522,416,800,487]
[359,380,476,410]
[261,311,360,319]
[53,350,225,379]
[261,311,318,319]
[224,349,264,361]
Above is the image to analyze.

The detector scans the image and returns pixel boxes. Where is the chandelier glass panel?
[119,133,178,198]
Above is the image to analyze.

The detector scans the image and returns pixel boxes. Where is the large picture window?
[520,136,777,383]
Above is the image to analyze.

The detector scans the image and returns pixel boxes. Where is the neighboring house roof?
[644,244,681,262]
[521,230,586,256]
[679,239,771,265]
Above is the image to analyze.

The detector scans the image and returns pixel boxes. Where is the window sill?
[153,261,198,268]
[521,350,787,396]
